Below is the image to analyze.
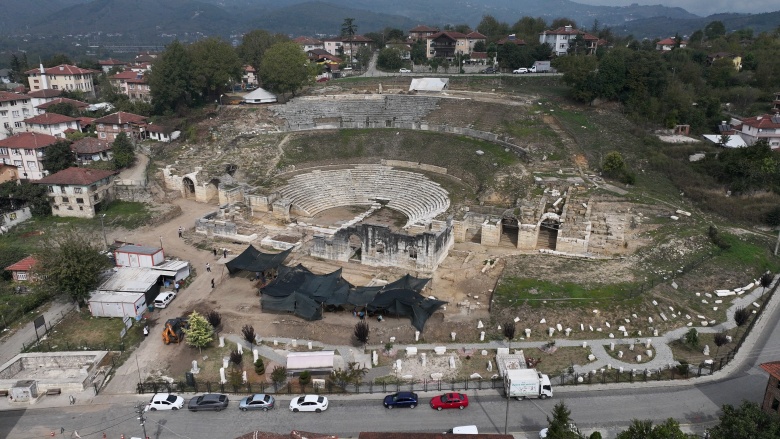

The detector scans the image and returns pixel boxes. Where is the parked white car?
[399,68,411,73]
[289,394,328,412]
[513,68,529,74]
[153,291,176,308]
[146,393,184,411]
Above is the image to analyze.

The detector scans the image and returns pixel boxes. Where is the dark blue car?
[383,392,419,409]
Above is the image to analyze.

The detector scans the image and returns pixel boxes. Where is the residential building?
[0,91,34,140]
[540,25,603,56]
[70,137,113,163]
[497,34,526,47]
[24,64,99,98]
[98,58,128,73]
[23,113,81,138]
[323,35,373,59]
[0,69,12,84]
[656,37,687,51]
[774,91,780,113]
[36,167,118,218]
[134,52,158,65]
[293,36,324,52]
[707,52,742,70]
[0,132,58,180]
[409,25,438,42]
[108,70,150,102]
[146,124,178,142]
[760,361,780,416]
[242,65,258,87]
[384,42,412,60]
[307,49,342,64]
[425,31,486,60]
[4,256,38,282]
[93,111,148,142]
[27,89,63,108]
[34,97,89,115]
[736,114,780,149]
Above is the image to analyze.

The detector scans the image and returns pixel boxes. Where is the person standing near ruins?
[178,226,183,238]
[206,263,211,272]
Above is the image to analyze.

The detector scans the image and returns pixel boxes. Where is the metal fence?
[23,339,126,353]
[137,377,504,396]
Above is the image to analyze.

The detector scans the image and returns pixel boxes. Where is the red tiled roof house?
[0,132,59,180]
[36,167,118,218]
[25,64,99,98]
[93,111,148,142]
[70,137,113,163]
[760,361,780,415]
[738,114,780,149]
[5,256,38,282]
[23,112,81,138]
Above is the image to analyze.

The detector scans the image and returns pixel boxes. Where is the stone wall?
[382,159,448,175]
[451,220,467,242]
[310,220,453,272]
[517,223,538,250]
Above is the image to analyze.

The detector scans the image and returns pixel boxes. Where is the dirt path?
[118,152,149,183]
[267,134,291,176]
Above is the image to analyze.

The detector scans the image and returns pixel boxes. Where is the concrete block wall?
[451,220,467,242]
[246,194,275,214]
[480,219,502,246]
[517,223,538,250]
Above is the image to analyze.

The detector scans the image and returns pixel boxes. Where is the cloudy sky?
[573,0,779,16]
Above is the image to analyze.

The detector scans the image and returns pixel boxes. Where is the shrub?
[205,310,222,329]
[229,349,243,368]
[760,272,774,288]
[684,328,699,348]
[242,324,256,346]
[502,321,516,341]
[676,360,690,375]
[271,366,287,386]
[254,358,266,375]
[299,370,312,386]
[734,307,750,327]
[354,321,370,345]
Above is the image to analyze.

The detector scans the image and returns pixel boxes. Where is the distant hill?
[1,0,776,41]
[614,11,780,39]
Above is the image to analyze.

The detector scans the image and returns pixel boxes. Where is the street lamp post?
[99,214,107,250]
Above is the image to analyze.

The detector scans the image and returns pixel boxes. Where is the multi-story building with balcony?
[25,64,99,98]
[0,132,59,180]
[0,91,34,140]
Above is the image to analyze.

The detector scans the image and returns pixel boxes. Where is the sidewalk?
[0,298,76,366]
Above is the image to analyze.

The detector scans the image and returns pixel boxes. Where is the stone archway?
[182,177,195,199]
[501,217,519,247]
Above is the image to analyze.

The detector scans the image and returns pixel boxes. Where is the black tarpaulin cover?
[225,245,292,274]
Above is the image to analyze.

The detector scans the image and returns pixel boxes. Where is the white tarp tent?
[409,78,449,92]
[286,351,335,372]
[242,88,278,104]
[88,291,146,318]
[702,134,747,148]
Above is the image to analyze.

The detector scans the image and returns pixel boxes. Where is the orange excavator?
[162,318,188,345]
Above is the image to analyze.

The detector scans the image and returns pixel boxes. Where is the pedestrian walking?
[213,248,217,257]
[174,281,180,293]
[178,226,183,238]
[211,279,215,288]
[223,249,228,258]
[206,263,211,272]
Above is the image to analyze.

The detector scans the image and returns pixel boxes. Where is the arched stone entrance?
[182,177,195,198]
[501,217,519,247]
[538,218,560,250]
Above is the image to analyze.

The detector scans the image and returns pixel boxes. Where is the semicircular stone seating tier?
[277,165,450,228]
[269,95,441,126]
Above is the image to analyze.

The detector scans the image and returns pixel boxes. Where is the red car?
[430,393,469,410]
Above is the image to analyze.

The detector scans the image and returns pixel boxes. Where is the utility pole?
[774,227,780,256]
[135,404,149,439]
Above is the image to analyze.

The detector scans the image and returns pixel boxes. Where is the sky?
[572,0,779,16]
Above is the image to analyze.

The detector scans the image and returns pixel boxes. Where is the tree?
[477,15,510,40]
[684,328,699,348]
[341,18,358,68]
[503,321,516,350]
[42,140,76,174]
[111,132,135,169]
[205,310,222,330]
[258,41,311,97]
[329,361,368,389]
[734,307,749,328]
[709,401,780,439]
[9,53,29,83]
[148,40,197,114]
[354,320,370,346]
[242,324,256,348]
[183,311,214,353]
[299,370,312,388]
[229,349,244,368]
[34,228,111,304]
[46,102,79,117]
[616,418,690,439]
[704,21,726,40]
[0,181,50,217]
[254,357,266,375]
[602,151,626,175]
[473,41,487,53]
[45,53,73,68]
[271,365,288,387]
[551,18,577,29]
[714,331,729,356]
[356,46,373,70]
[760,272,773,289]
[545,401,581,439]
[188,37,242,100]
[410,40,427,64]
[237,29,289,72]
[377,48,403,70]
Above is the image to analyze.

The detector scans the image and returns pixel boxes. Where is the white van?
[153,292,176,308]
[445,425,478,434]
